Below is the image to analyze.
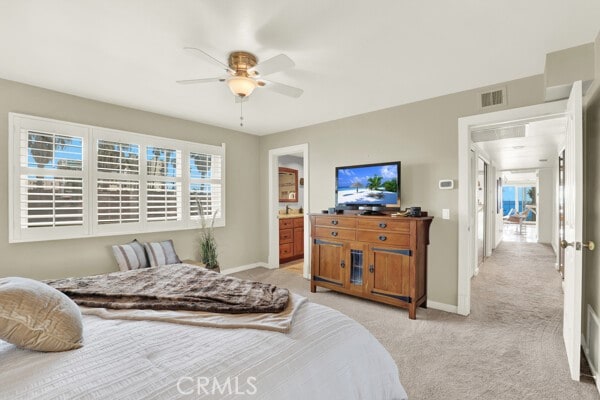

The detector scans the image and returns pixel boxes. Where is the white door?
[562,80,583,381]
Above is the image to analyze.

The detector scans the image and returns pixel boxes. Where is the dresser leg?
[408,305,417,320]
[310,283,316,293]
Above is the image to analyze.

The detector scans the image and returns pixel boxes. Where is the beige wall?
[0,78,261,280]
[544,43,595,101]
[258,75,545,306]
[583,31,600,345]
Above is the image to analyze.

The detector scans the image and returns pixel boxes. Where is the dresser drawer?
[314,216,356,228]
[293,217,304,228]
[357,218,410,233]
[357,230,410,247]
[280,219,294,229]
[279,243,293,258]
[279,228,293,243]
[314,227,356,241]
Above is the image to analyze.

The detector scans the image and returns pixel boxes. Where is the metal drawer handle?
[379,223,387,228]
[369,264,374,273]
[378,235,387,241]
[331,231,338,237]
[340,260,345,269]
[331,220,339,225]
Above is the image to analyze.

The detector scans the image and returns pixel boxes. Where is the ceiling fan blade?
[260,79,303,98]
[176,76,227,85]
[183,47,234,73]
[249,54,295,76]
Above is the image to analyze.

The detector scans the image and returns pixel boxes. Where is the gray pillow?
[144,239,181,267]
[112,239,149,271]
[0,277,83,352]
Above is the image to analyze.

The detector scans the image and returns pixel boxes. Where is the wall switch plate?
[442,209,450,220]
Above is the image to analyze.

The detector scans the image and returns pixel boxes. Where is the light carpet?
[233,241,597,400]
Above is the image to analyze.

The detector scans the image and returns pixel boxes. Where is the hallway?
[471,241,595,396]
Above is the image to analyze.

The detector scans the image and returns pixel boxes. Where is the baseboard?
[584,304,600,394]
[428,301,458,314]
[220,262,269,275]
[582,333,600,394]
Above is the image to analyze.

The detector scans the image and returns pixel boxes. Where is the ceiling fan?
[177,48,303,101]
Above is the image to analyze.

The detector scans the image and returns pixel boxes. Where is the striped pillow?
[112,240,149,271]
[144,240,181,267]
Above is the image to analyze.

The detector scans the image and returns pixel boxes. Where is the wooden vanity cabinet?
[279,216,304,262]
[310,213,433,319]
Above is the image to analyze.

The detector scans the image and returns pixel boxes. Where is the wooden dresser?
[279,216,304,262]
[310,213,433,319]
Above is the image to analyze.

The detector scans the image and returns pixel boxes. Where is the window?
[9,113,225,242]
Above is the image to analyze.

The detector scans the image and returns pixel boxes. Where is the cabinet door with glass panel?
[344,242,368,295]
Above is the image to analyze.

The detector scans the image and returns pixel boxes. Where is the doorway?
[458,100,568,316]
[268,144,310,278]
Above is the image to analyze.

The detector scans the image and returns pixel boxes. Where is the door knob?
[582,241,596,251]
[560,240,574,249]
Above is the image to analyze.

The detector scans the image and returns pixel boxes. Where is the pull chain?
[239,98,244,127]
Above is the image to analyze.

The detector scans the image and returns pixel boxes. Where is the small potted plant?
[195,198,219,272]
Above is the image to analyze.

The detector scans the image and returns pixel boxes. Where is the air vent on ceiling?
[471,124,525,143]
[478,87,506,109]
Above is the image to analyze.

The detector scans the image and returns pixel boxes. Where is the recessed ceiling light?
[513,145,525,149]
[539,159,548,162]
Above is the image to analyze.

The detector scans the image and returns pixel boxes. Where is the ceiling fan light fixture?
[227,76,257,98]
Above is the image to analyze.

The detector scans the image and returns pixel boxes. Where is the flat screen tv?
[335,161,401,211]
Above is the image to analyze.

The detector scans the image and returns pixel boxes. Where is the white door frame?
[268,144,310,278]
[457,100,567,316]
[562,80,583,381]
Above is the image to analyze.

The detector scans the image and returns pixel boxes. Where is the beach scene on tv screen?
[337,165,398,205]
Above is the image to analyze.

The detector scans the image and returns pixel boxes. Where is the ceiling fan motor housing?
[228,51,258,76]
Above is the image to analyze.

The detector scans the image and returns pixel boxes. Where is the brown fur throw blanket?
[45,264,290,314]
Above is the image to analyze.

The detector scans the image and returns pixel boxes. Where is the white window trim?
[9,113,226,243]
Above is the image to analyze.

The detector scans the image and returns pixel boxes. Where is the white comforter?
[0,301,407,400]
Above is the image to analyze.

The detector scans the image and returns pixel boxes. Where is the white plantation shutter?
[97,179,140,224]
[146,147,182,222]
[21,175,84,228]
[13,124,88,241]
[95,139,141,228]
[190,152,223,220]
[10,113,225,243]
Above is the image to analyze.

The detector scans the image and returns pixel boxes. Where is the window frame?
[9,113,226,243]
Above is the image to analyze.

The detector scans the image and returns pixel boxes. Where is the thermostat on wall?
[439,180,454,190]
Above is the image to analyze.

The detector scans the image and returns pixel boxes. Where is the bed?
[0,267,408,400]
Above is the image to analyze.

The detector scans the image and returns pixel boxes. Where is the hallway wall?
[583,30,600,374]
[537,168,556,245]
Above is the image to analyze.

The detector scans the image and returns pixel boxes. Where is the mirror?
[279,167,298,202]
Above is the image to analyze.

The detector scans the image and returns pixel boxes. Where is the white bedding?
[0,301,407,400]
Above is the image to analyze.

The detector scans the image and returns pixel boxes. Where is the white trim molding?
[427,301,458,314]
[583,304,600,394]
[221,262,269,276]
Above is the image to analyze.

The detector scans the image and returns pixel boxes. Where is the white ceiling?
[475,117,567,171]
[0,1,599,135]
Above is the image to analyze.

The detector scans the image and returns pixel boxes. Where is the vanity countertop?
[278,213,304,219]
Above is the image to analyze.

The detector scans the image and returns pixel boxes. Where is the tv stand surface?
[359,210,385,216]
